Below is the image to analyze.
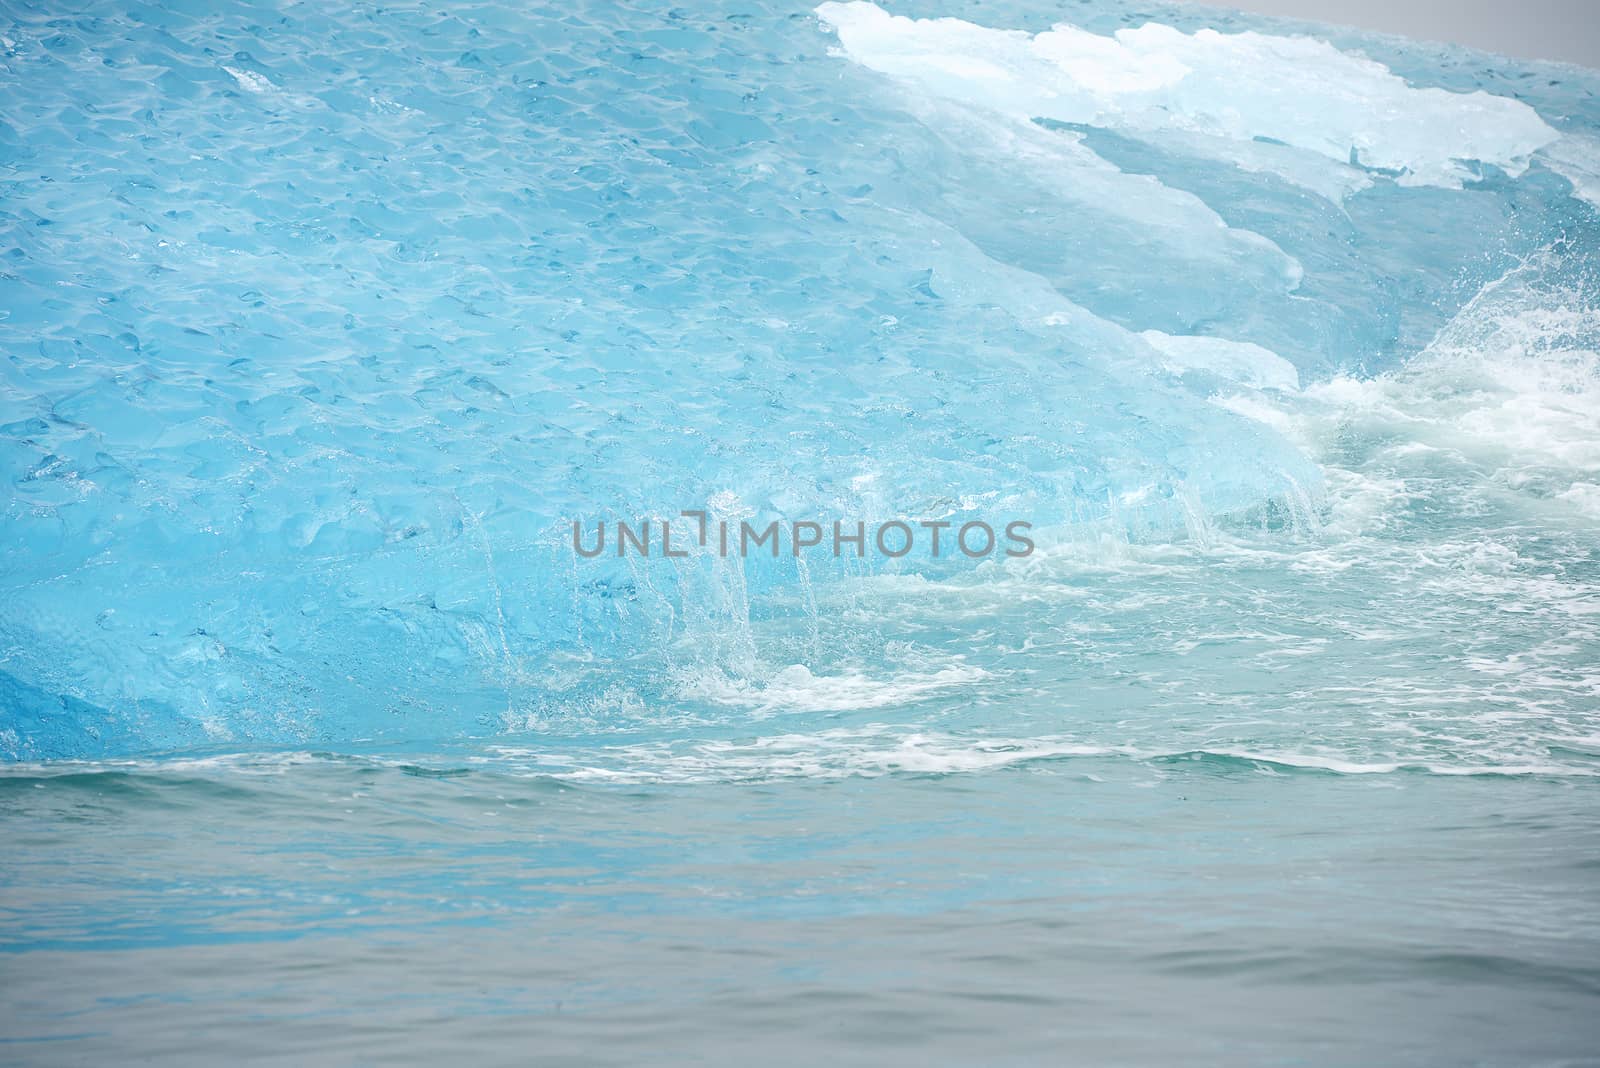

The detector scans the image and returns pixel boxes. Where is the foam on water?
[1227,245,1600,522]
[680,661,991,715]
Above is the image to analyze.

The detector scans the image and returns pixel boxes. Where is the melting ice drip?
[0,0,1597,761]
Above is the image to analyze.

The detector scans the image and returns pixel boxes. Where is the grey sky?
[1196,0,1600,68]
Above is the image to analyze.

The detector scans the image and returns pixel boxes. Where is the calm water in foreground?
[3,753,1598,1065]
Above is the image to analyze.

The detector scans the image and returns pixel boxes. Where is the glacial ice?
[0,0,1596,760]
[1138,331,1300,392]
[1541,135,1600,209]
[816,1,1561,191]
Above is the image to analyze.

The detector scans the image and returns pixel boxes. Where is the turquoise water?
[3,0,1600,1061]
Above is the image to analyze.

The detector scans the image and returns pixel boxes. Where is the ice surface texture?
[817,2,1560,190]
[1,0,1597,758]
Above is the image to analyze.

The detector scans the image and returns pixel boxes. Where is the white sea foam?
[679,662,990,714]
[816,2,1559,195]
[481,729,1598,784]
[1302,251,1599,519]
[5,729,1591,785]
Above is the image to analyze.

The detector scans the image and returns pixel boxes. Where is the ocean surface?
[3,0,1599,1062]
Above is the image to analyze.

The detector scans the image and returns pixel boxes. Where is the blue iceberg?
[0,0,1596,760]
